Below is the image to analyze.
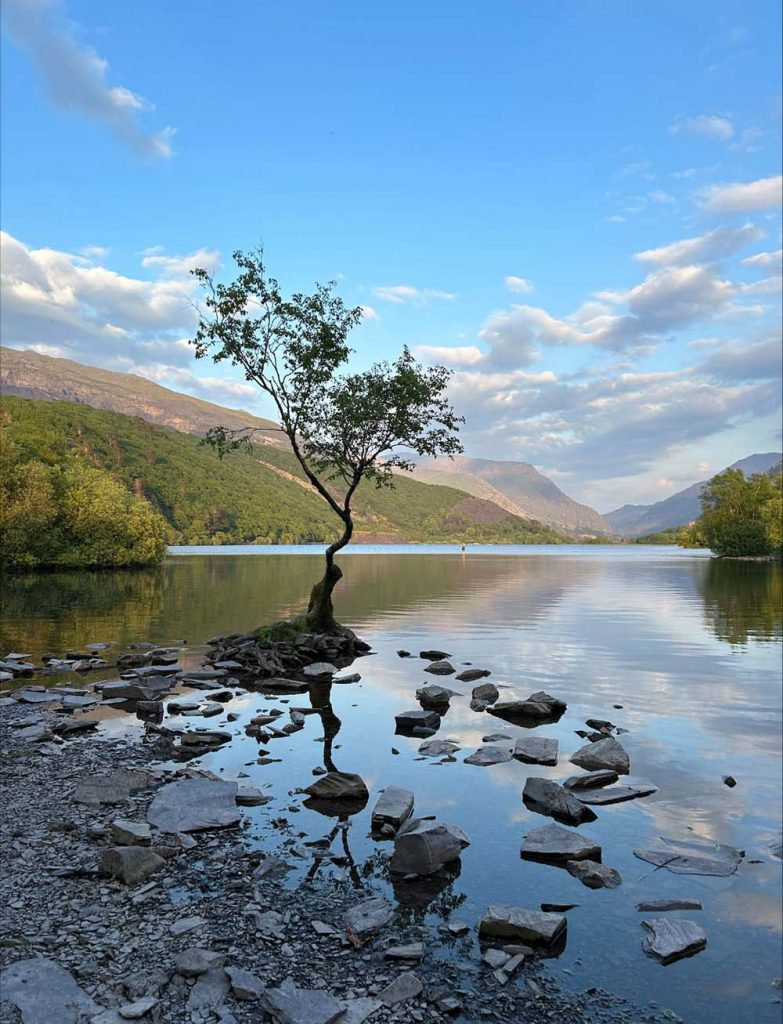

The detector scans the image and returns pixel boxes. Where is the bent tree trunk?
[306,514,353,633]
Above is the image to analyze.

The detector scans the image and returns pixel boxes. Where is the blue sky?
[1,0,781,510]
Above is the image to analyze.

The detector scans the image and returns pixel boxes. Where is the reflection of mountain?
[698,559,782,646]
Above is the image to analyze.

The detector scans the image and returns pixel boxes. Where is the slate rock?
[303,662,338,677]
[570,736,630,774]
[563,770,619,790]
[225,965,264,1000]
[521,823,601,863]
[147,779,240,833]
[636,898,703,912]
[456,668,491,682]
[371,786,414,831]
[378,972,423,1005]
[395,709,440,732]
[478,905,566,946]
[73,769,156,805]
[424,661,455,676]
[416,684,456,705]
[111,819,152,846]
[0,957,100,1023]
[633,835,743,876]
[464,744,513,767]
[418,739,460,757]
[575,782,657,805]
[345,897,394,947]
[186,966,230,1012]
[340,998,384,1024]
[523,777,597,825]
[566,859,622,889]
[303,771,369,801]
[119,996,158,1019]
[175,948,226,977]
[420,650,450,660]
[101,846,166,885]
[390,818,470,876]
[236,785,270,806]
[641,918,707,963]
[513,736,558,766]
[488,691,567,721]
[385,943,424,960]
[261,977,346,1024]
[472,682,499,703]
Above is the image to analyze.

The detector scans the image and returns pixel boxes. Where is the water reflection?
[699,558,782,645]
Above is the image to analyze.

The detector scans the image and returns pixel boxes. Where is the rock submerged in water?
[303,772,369,801]
[522,777,597,826]
[575,782,657,805]
[566,859,622,889]
[641,918,707,964]
[513,736,558,766]
[633,835,744,876]
[395,709,440,733]
[563,769,619,790]
[570,736,630,774]
[418,738,460,757]
[416,684,457,706]
[424,660,456,676]
[472,682,499,704]
[457,668,491,682]
[478,905,567,947]
[464,744,514,767]
[636,898,703,912]
[420,649,451,661]
[488,691,566,722]
[390,817,470,876]
[521,823,602,863]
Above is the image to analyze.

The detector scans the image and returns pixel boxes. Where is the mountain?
[1,396,569,546]
[0,346,285,446]
[606,452,783,537]
[411,455,612,535]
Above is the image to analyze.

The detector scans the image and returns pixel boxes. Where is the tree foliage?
[0,435,167,571]
[695,468,782,557]
[192,248,464,628]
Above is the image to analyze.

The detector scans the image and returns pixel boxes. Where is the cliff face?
[0,346,286,446]
[413,455,611,535]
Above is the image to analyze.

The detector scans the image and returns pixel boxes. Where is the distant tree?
[696,468,782,558]
[192,248,463,631]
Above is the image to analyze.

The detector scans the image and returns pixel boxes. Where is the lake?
[2,545,781,1023]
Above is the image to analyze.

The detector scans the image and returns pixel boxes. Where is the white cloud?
[699,176,783,213]
[372,284,456,305]
[648,190,675,205]
[504,276,534,294]
[359,305,378,321]
[141,248,220,277]
[670,114,735,141]
[1,0,173,158]
[635,224,764,267]
[741,249,782,269]
[413,345,484,366]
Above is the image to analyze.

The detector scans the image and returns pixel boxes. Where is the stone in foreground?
[390,818,470,876]
[521,823,601,863]
[570,736,630,774]
[371,786,414,832]
[261,977,346,1024]
[303,771,369,801]
[575,782,657,805]
[523,777,597,826]
[0,957,100,1023]
[101,846,166,885]
[73,769,156,806]
[345,897,394,947]
[110,819,152,846]
[566,859,622,889]
[147,779,240,833]
[641,918,707,964]
[634,835,744,876]
[479,905,566,947]
[513,736,558,766]
[464,744,514,767]
[378,972,423,1005]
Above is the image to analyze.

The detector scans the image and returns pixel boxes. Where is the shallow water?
[2,545,782,1023]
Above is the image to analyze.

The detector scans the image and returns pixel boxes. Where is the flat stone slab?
[521,823,601,863]
[261,977,346,1024]
[225,965,264,1001]
[641,918,707,964]
[479,905,566,946]
[345,898,394,947]
[418,739,460,757]
[73,769,156,805]
[371,786,414,831]
[576,782,657,805]
[513,736,558,766]
[0,957,100,1022]
[147,779,240,833]
[15,690,59,704]
[636,898,703,912]
[395,710,440,731]
[563,770,619,790]
[523,778,597,826]
[570,737,630,774]
[378,972,423,1006]
[633,835,744,876]
[303,771,368,801]
[464,744,514,767]
[303,662,338,677]
[566,859,622,889]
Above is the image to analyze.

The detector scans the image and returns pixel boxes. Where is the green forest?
[0,396,567,567]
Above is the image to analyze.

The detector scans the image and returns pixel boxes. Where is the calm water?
[2,546,782,1023]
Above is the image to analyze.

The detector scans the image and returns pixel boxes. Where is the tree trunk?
[306,513,353,632]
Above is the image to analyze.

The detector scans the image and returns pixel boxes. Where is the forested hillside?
[0,397,568,547]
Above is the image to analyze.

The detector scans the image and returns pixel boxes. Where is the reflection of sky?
[3,547,781,1024]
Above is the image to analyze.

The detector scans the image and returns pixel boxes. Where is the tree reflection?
[699,559,782,645]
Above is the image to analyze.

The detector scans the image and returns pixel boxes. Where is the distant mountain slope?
[412,455,611,535]
[0,346,285,446]
[1,396,569,546]
[606,452,783,536]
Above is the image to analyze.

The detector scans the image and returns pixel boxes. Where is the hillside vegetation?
[0,397,568,548]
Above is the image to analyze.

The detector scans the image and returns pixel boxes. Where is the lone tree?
[192,248,463,632]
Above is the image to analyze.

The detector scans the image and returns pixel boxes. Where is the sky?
[1,0,781,512]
